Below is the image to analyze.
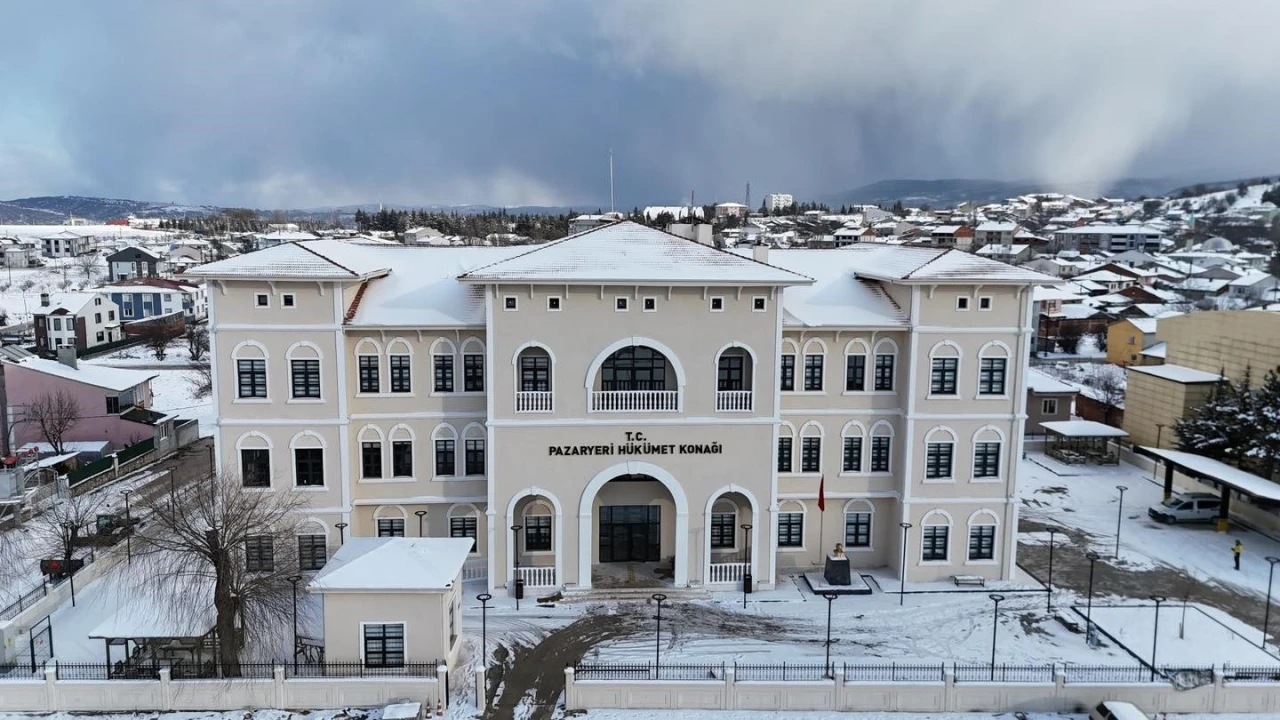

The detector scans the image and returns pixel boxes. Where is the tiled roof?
[186,240,391,279]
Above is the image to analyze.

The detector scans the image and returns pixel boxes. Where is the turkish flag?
[817,474,826,512]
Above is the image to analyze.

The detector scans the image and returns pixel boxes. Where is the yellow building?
[1106,317,1159,367]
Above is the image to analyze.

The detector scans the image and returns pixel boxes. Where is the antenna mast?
[745,182,751,214]
[609,149,616,214]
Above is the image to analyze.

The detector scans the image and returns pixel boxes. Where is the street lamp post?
[511,524,523,610]
[988,594,1005,680]
[415,510,428,537]
[1114,486,1128,559]
[477,593,492,669]
[1046,528,1058,613]
[898,522,913,606]
[652,593,668,676]
[123,489,135,564]
[821,591,839,678]
[288,574,302,673]
[1085,551,1101,644]
[335,522,348,545]
[1149,595,1166,681]
[1263,557,1280,649]
[741,523,753,608]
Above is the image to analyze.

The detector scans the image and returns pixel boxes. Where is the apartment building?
[188,222,1053,595]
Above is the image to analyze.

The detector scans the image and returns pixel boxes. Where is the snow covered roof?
[834,246,1057,284]
[1057,304,1102,319]
[1025,368,1077,394]
[1127,318,1158,334]
[256,230,318,241]
[346,246,524,327]
[90,577,215,639]
[1128,364,1222,384]
[1074,269,1131,283]
[1229,270,1274,287]
[459,221,812,286]
[975,244,1029,256]
[931,225,962,234]
[1032,286,1085,302]
[1142,447,1280,503]
[737,250,908,328]
[1140,341,1167,359]
[976,222,1017,232]
[310,537,472,592]
[38,292,99,315]
[186,240,394,280]
[1041,420,1129,438]
[10,358,156,392]
[1055,225,1162,236]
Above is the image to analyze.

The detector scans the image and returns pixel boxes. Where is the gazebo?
[1040,420,1128,465]
[88,593,218,678]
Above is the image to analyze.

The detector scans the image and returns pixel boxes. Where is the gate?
[29,615,53,668]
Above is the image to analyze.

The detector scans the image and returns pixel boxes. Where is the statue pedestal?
[823,554,851,586]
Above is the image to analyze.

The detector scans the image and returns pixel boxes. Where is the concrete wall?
[1122,371,1214,449]
[320,589,456,665]
[1160,311,1280,382]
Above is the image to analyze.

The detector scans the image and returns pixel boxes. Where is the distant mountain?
[0,195,221,224]
[822,177,1189,208]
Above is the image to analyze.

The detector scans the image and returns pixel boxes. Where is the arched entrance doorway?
[578,462,689,588]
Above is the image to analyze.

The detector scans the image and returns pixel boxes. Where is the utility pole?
[609,149,616,214]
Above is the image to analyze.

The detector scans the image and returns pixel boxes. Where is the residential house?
[713,203,749,220]
[832,226,876,246]
[103,276,208,322]
[1227,270,1278,302]
[1025,369,1076,435]
[1106,317,1161,366]
[106,246,166,281]
[0,237,39,268]
[33,292,121,353]
[40,229,92,258]
[255,230,319,250]
[974,222,1018,247]
[1073,269,1135,293]
[928,225,975,249]
[567,213,623,235]
[1052,225,1162,253]
[975,243,1031,264]
[1172,277,1231,301]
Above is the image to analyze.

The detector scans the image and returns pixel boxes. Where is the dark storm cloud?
[2,1,1278,207]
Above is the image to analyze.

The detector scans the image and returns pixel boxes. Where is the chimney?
[56,346,77,369]
[40,293,49,307]
[752,244,770,264]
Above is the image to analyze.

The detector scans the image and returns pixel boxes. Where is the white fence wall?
[0,666,445,713]
[564,667,1280,715]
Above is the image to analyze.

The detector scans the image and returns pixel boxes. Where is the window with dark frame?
[642,297,656,311]
[844,512,871,548]
[801,436,821,473]
[363,623,405,668]
[392,440,413,477]
[463,354,484,392]
[1042,398,1058,415]
[978,297,992,310]
[241,448,270,487]
[255,293,269,307]
[777,436,793,473]
[376,518,404,537]
[433,354,454,392]
[297,535,327,571]
[520,355,550,391]
[450,515,478,551]
[615,297,628,311]
[503,296,517,310]
[922,525,949,561]
[842,436,863,472]
[464,438,485,475]
[358,355,380,393]
[435,439,455,476]
[778,512,804,547]
[845,354,866,392]
[874,353,894,391]
[779,354,796,391]
[717,354,745,391]
[291,359,321,399]
[930,357,958,395]
[710,296,724,311]
[870,435,891,472]
[979,357,1007,395]
[294,448,324,486]
[245,535,274,572]
[361,441,383,479]
[968,525,996,560]
[753,297,766,311]
[803,354,824,391]
[106,396,121,414]
[925,442,954,479]
[525,515,552,551]
[974,441,1001,478]
[390,354,411,393]
[710,511,736,549]
[282,294,295,308]
[237,359,267,398]
[547,296,561,310]
[600,346,667,391]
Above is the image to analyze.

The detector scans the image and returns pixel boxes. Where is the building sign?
[548,430,723,457]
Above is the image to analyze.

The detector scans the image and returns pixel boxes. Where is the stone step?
[557,586,712,604]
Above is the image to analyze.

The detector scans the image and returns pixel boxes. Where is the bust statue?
[831,543,845,558]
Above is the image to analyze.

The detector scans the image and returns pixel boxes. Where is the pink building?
[2,354,160,455]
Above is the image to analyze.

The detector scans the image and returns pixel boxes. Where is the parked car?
[1148,492,1221,524]
[1090,700,1149,720]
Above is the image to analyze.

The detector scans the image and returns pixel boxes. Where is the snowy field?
[85,341,214,436]
[1089,603,1279,668]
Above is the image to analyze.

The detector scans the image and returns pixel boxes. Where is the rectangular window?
[1041,398,1058,415]
[237,359,267,398]
[930,357,958,395]
[979,358,1007,395]
[392,440,413,477]
[978,297,992,311]
[464,438,485,476]
[956,296,970,311]
[361,441,383,479]
[923,526,949,561]
[281,293,295,308]
[255,293,269,307]
[842,436,863,472]
[390,354,411,393]
[925,442,954,479]
[241,448,270,487]
[363,623,405,668]
[106,396,121,414]
[844,512,871,548]
[376,518,405,537]
[547,296,561,311]
[291,359,321,399]
[974,442,1001,478]
[245,535,274,572]
[463,354,484,392]
[968,525,996,561]
[777,436,792,473]
[450,516,478,552]
[803,354,824,391]
[297,535,327,571]
[503,296,517,311]
[752,296,767,312]
[642,297,656,312]
[801,436,821,473]
[433,354,454,392]
[525,515,552,551]
[96,331,104,342]
[845,355,866,392]
[778,512,804,548]
[294,448,324,487]
[435,439,455,476]
[615,297,629,311]
[871,436,891,473]
[717,355,745,391]
[779,354,795,391]
[874,354,894,391]
[520,355,551,391]
[710,512,736,549]
[94,312,101,324]
[358,355,380,393]
[52,318,62,331]
[709,296,724,311]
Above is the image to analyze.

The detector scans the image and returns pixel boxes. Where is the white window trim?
[709,296,725,312]
[614,296,630,312]
[281,293,297,309]
[708,502,740,553]
[254,293,270,308]
[1041,398,1058,415]
[289,431,328,491]
[236,431,274,493]
[970,426,1005,484]
[358,620,408,666]
[521,501,556,556]
[976,342,1012,400]
[776,501,807,553]
[503,295,519,311]
[977,296,993,311]
[965,509,1000,565]
[920,512,953,565]
[751,296,768,313]
[922,427,958,485]
[431,424,459,480]
[956,296,970,311]
[232,341,271,405]
[926,342,963,401]
[838,421,867,477]
[842,339,871,395]
[547,295,562,311]
[841,499,876,553]
[642,296,658,312]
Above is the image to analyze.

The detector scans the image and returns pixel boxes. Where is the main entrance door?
[598,505,660,562]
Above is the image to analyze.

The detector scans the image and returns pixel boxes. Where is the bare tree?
[1090,329,1108,353]
[135,470,306,675]
[27,389,82,454]
[1083,364,1127,409]
[186,364,213,399]
[138,321,181,360]
[185,325,209,362]
[73,252,101,284]
[34,490,106,572]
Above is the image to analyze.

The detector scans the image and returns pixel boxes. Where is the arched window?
[460,337,485,393]
[709,499,739,550]
[777,422,796,474]
[924,426,957,481]
[389,424,414,478]
[290,431,326,488]
[430,338,457,393]
[778,500,806,549]
[600,346,669,391]
[514,342,555,412]
[972,425,1005,481]
[448,503,480,553]
[780,338,800,392]
[842,499,874,550]
[801,339,826,392]
[799,421,823,474]
[286,341,323,401]
[840,421,866,474]
[869,421,894,473]
[374,505,407,537]
[921,509,952,562]
[522,499,554,553]
[462,423,486,477]
[928,341,962,397]
[431,423,458,478]
[236,431,272,488]
[386,338,413,394]
[715,342,755,393]
[358,425,385,480]
[872,338,897,392]
[844,339,870,393]
[355,338,382,394]
[977,341,1011,396]
[296,519,329,571]
[232,340,269,400]
[966,509,999,562]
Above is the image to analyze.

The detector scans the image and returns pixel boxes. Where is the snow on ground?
[574,714,1260,720]
[84,339,201,368]
[1089,603,1278,668]
[145,367,214,437]
[0,263,95,324]
[0,711,384,720]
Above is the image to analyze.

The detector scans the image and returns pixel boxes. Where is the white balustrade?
[515,391,554,413]
[517,565,557,587]
[590,390,679,412]
[716,390,754,412]
[462,557,488,581]
[707,562,748,584]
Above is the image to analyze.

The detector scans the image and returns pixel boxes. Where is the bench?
[952,575,986,587]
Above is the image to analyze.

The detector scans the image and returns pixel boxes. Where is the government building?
[189,221,1053,594]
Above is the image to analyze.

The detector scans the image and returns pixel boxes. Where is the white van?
[1089,700,1149,720]
[1147,492,1221,524]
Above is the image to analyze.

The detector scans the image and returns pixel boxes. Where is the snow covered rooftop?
[346,246,524,327]
[459,221,812,286]
[10,357,156,392]
[1025,368,1077,394]
[1128,318,1158,334]
[1041,420,1129,438]
[310,537,473,592]
[186,240,393,280]
[832,245,1057,284]
[1128,364,1222,384]
[1032,286,1084,302]
[1143,447,1280,502]
[38,292,99,315]
[1055,225,1162,236]
[975,243,1028,256]
[976,222,1017,232]
[1140,341,1167,359]
[736,250,908,328]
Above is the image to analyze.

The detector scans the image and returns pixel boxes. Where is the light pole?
[652,593,668,676]
[288,574,302,673]
[511,524,523,610]
[898,522,913,606]
[741,523,753,609]
[123,489,134,564]
[1114,486,1128,559]
[1149,595,1166,681]
[335,522,348,545]
[415,510,427,537]
[1085,551,1101,644]
[1046,528,1058,613]
[1263,557,1280,649]
[477,593,492,669]
[821,591,839,678]
[988,594,1005,680]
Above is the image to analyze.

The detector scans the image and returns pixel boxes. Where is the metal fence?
[953,663,1056,683]
[0,663,44,681]
[283,661,441,678]
[574,663,725,681]
[170,662,277,680]
[843,663,947,683]
[735,663,830,681]
[0,583,49,621]
[1060,664,1159,684]
[1221,665,1280,683]
[55,663,161,680]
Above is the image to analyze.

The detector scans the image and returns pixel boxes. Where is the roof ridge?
[901,247,953,279]
[296,240,358,276]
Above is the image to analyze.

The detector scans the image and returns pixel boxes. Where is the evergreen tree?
[1175,378,1239,461]
[1249,368,1280,477]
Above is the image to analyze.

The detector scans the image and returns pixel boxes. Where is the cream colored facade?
[190,224,1052,593]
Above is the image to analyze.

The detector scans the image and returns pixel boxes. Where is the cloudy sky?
[3,0,1279,208]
